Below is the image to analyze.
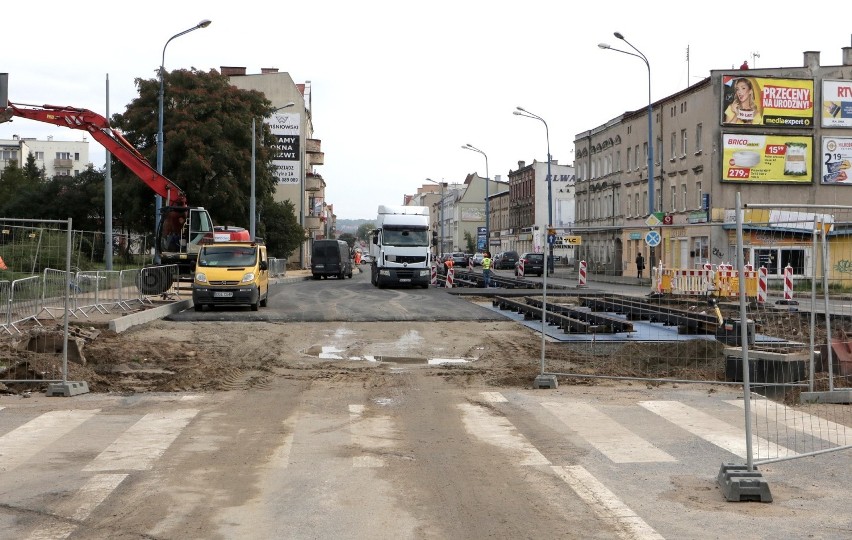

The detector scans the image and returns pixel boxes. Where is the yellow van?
[192,241,269,311]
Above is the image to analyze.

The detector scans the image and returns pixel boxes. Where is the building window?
[634,145,639,168]
[615,150,621,171]
[680,129,687,157]
[35,151,44,160]
[634,193,639,217]
[670,132,676,159]
[656,137,662,165]
[696,181,703,210]
[681,183,687,212]
[626,147,632,171]
[643,143,648,166]
[74,152,80,161]
[670,185,676,212]
[695,123,703,153]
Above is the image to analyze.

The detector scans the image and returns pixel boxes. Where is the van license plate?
[214,291,233,298]
[399,278,411,283]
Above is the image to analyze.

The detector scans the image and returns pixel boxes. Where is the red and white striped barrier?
[783,264,794,300]
[668,268,715,295]
[431,263,437,286]
[578,260,587,287]
[468,257,473,272]
[517,259,525,278]
[757,266,768,303]
[446,266,454,288]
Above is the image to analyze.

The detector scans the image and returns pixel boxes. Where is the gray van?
[311,240,353,279]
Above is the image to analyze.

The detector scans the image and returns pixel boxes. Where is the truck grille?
[210,280,241,286]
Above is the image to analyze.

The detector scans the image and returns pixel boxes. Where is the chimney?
[843,45,852,66]
[220,66,247,77]
[518,160,526,169]
[803,51,820,70]
[261,68,279,74]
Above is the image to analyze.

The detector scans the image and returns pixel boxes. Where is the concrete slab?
[801,390,852,404]
[109,300,193,333]
[46,381,90,397]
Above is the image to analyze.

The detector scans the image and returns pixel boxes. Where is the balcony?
[304,215,322,230]
[306,138,324,165]
[54,158,73,168]
[305,174,324,192]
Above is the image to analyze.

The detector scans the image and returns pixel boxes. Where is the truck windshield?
[382,228,430,247]
[198,246,257,267]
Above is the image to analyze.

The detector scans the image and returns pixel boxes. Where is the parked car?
[438,251,467,274]
[360,253,374,264]
[471,252,485,266]
[493,251,518,270]
[515,252,544,277]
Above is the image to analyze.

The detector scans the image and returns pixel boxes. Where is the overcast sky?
[2,1,848,220]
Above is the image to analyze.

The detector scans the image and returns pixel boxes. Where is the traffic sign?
[547,234,556,245]
[645,214,661,227]
[645,230,661,247]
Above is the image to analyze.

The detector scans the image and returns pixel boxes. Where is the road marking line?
[26,473,128,540]
[479,391,507,403]
[266,412,299,469]
[83,409,198,471]
[726,399,850,446]
[553,465,665,540]
[640,401,796,459]
[349,404,395,468]
[457,403,550,466]
[542,402,676,463]
[0,410,99,472]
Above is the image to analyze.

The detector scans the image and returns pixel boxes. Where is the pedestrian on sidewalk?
[635,252,645,280]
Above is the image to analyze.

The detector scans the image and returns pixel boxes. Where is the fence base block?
[533,374,558,389]
[46,381,90,397]
[717,463,772,503]
[801,390,852,404]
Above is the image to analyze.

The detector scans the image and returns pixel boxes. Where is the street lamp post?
[599,32,655,266]
[425,178,446,256]
[461,144,489,253]
[513,106,553,275]
[251,102,295,241]
[155,19,211,258]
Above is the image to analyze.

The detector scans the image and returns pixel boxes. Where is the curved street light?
[461,143,490,253]
[251,102,295,241]
[599,31,654,265]
[513,106,553,274]
[154,19,212,256]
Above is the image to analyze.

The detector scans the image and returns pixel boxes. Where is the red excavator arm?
[1,101,188,207]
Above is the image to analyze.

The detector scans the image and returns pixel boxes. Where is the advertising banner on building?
[822,80,852,128]
[821,136,852,184]
[266,112,301,184]
[477,226,486,251]
[721,76,814,128]
[722,133,813,183]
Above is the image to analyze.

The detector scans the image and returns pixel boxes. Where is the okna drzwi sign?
[267,112,301,184]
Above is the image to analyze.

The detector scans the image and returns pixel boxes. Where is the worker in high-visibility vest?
[481,252,492,288]
[0,255,7,271]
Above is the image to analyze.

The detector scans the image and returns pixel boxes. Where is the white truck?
[369,205,435,288]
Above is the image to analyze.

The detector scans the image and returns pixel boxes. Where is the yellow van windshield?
[199,246,257,267]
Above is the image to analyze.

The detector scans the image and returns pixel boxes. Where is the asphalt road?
[1,272,850,539]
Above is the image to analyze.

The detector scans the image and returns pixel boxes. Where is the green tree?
[355,222,375,241]
[259,199,304,258]
[463,231,475,253]
[338,233,355,248]
[111,68,279,239]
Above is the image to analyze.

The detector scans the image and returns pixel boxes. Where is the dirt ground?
[0,295,848,395]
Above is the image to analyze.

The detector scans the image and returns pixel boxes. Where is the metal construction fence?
[531,201,851,484]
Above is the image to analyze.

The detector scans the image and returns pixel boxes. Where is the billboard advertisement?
[721,76,814,128]
[822,80,852,128]
[266,112,301,184]
[821,136,852,184]
[722,133,813,183]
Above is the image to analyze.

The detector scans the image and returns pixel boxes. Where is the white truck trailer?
[369,205,435,288]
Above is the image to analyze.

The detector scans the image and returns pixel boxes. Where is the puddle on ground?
[301,346,471,364]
